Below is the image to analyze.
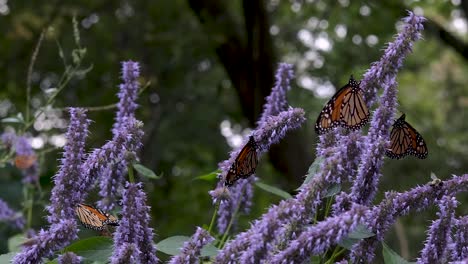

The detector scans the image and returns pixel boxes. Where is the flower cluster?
[169,226,214,264]
[0,132,39,183]
[0,198,25,229]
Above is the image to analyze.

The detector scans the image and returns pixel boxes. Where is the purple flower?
[351,174,468,263]
[113,60,140,135]
[12,219,78,264]
[0,198,25,229]
[217,177,255,234]
[361,11,425,107]
[1,131,16,148]
[100,61,141,211]
[168,227,214,264]
[81,118,144,196]
[47,108,90,224]
[258,63,294,126]
[451,216,468,261]
[58,252,82,264]
[417,196,457,264]
[111,182,158,264]
[269,204,368,264]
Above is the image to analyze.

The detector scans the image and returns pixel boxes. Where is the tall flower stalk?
[13,108,90,263]
[451,216,468,261]
[169,227,214,264]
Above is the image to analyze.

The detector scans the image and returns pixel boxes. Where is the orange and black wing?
[224,136,258,186]
[386,114,428,159]
[315,76,369,134]
[75,204,107,230]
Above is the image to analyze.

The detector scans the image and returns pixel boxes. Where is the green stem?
[324,197,333,218]
[128,164,135,183]
[208,200,220,236]
[219,186,244,248]
[26,187,34,230]
[325,246,346,264]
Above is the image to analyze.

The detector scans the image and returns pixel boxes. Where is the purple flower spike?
[350,78,398,205]
[111,182,158,264]
[418,196,457,264]
[47,108,90,224]
[269,204,368,264]
[168,227,214,264]
[100,61,141,211]
[1,131,16,148]
[451,216,468,261]
[12,219,78,264]
[113,60,140,135]
[81,118,144,196]
[253,107,306,154]
[58,252,82,264]
[0,198,25,229]
[258,63,294,126]
[361,11,425,107]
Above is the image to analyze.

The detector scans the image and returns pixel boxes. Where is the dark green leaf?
[156,236,189,256]
[200,242,218,257]
[194,170,220,182]
[1,117,23,124]
[325,184,341,197]
[338,224,375,249]
[382,242,414,264]
[255,182,292,199]
[133,163,161,179]
[298,157,324,190]
[63,236,113,263]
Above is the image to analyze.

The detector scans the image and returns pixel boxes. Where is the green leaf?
[1,115,23,124]
[325,184,341,197]
[338,224,375,249]
[156,235,218,257]
[298,157,324,190]
[194,170,220,182]
[382,242,414,264]
[255,182,292,199]
[133,163,161,179]
[63,236,113,263]
[8,234,28,252]
[0,252,16,263]
[156,236,190,256]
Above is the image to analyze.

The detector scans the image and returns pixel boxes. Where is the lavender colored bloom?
[351,174,468,263]
[417,196,457,264]
[168,227,214,264]
[269,205,368,264]
[100,61,141,211]
[58,252,82,264]
[1,131,16,148]
[217,177,255,234]
[112,60,140,135]
[12,219,78,264]
[452,216,468,260]
[361,11,426,107]
[15,136,35,156]
[47,108,90,224]
[81,118,144,195]
[349,78,398,205]
[111,182,158,264]
[0,198,25,229]
[258,63,294,125]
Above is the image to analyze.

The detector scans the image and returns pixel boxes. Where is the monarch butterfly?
[385,114,428,159]
[14,155,37,170]
[315,76,370,134]
[75,203,119,230]
[224,136,258,187]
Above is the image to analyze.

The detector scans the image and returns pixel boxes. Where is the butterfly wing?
[340,87,369,130]
[224,136,258,186]
[75,204,107,230]
[405,122,428,159]
[386,114,428,159]
[315,84,351,134]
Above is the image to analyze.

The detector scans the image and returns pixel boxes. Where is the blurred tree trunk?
[188,0,313,188]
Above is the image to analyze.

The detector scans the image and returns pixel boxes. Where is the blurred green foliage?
[0,0,467,261]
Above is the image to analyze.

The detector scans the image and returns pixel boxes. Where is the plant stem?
[208,200,220,236]
[128,164,135,183]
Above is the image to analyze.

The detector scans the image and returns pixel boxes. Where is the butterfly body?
[224,136,258,187]
[315,76,370,134]
[75,203,119,230]
[386,114,428,159]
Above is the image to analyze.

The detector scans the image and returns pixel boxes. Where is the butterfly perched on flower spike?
[75,203,119,230]
[386,114,428,159]
[315,76,370,134]
[224,136,258,187]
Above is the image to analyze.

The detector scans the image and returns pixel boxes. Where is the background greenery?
[0,0,467,261]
